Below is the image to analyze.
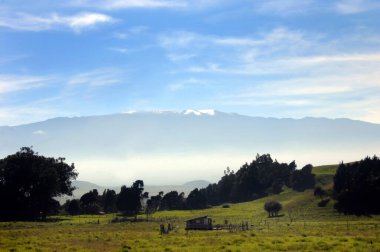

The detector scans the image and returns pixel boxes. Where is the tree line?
[197,154,315,207]
[333,156,380,215]
[1,147,378,220]
[68,154,379,216]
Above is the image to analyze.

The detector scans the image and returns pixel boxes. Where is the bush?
[318,198,330,207]
[264,201,282,217]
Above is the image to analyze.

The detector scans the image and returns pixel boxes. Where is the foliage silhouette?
[0,147,77,220]
[333,156,380,215]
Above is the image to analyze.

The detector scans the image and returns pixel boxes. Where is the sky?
[1,0,380,126]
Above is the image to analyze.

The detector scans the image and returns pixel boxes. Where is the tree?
[0,147,78,220]
[264,201,282,217]
[145,191,163,217]
[314,187,327,199]
[333,156,380,214]
[290,164,316,191]
[102,189,117,213]
[199,154,300,206]
[160,191,185,210]
[186,188,207,209]
[116,180,145,218]
[66,199,81,215]
[80,189,100,214]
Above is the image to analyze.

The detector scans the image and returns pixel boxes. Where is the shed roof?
[185,216,210,222]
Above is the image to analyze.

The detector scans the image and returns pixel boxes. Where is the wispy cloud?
[108,47,130,54]
[158,31,200,48]
[254,0,315,15]
[0,68,127,125]
[0,106,56,126]
[72,0,185,9]
[0,55,31,65]
[70,0,221,10]
[168,78,207,91]
[335,0,380,14]
[167,53,196,62]
[156,25,380,123]
[0,12,114,32]
[68,68,123,87]
[158,28,312,54]
[112,26,149,40]
[158,28,316,76]
[0,74,51,94]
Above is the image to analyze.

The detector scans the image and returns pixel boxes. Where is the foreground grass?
[1,191,380,252]
[1,219,379,252]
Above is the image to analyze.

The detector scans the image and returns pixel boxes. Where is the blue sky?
[1,0,380,125]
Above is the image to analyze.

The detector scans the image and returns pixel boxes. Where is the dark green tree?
[102,189,117,213]
[314,186,327,199]
[145,191,163,217]
[159,191,185,210]
[0,147,77,220]
[333,156,380,214]
[116,180,144,218]
[290,164,316,191]
[264,201,282,217]
[199,154,299,206]
[186,188,208,209]
[66,199,81,215]
[80,189,100,214]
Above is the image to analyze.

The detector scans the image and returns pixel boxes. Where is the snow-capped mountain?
[123,109,217,116]
[183,109,216,116]
[1,110,379,185]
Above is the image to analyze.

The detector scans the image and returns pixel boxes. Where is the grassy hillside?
[312,164,338,191]
[1,163,379,251]
[312,164,338,175]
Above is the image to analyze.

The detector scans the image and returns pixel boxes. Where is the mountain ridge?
[1,111,379,186]
[1,110,379,128]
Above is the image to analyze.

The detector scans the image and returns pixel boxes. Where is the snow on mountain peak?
[183,109,216,116]
[122,109,217,116]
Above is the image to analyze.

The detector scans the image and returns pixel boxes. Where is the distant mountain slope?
[1,111,379,185]
[182,180,211,188]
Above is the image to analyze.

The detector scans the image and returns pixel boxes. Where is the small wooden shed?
[185,216,212,230]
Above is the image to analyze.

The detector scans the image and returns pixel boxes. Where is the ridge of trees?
[333,156,380,215]
[14,148,380,219]
[64,154,316,215]
[198,154,315,207]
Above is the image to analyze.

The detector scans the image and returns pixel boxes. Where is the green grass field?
[1,165,379,252]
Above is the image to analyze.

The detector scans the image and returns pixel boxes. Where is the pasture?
[1,191,379,251]
[1,166,379,251]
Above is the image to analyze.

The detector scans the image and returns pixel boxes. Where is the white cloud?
[255,0,315,15]
[0,55,30,65]
[168,78,206,91]
[108,47,130,54]
[0,12,114,32]
[0,106,56,126]
[159,28,312,57]
[158,31,199,48]
[70,0,221,10]
[0,74,50,94]
[335,0,380,14]
[112,26,148,40]
[68,68,123,87]
[32,130,46,135]
[73,0,185,9]
[167,53,196,62]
